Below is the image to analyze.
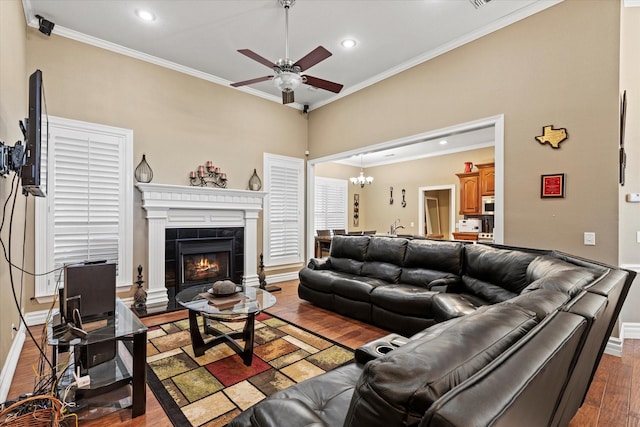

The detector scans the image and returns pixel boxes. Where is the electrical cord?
[1,175,54,372]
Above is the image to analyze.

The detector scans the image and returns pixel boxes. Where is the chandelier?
[350,155,374,188]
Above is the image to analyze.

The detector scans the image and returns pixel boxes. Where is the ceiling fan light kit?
[231,0,343,105]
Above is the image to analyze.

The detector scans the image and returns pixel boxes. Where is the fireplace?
[137,183,265,306]
[165,227,244,293]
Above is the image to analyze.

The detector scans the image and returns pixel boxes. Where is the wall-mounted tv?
[20,69,47,197]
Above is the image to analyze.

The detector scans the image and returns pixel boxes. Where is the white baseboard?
[266,271,299,284]
[0,323,26,403]
[605,337,623,357]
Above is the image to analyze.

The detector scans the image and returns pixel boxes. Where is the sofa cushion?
[461,275,518,303]
[333,276,389,302]
[329,258,364,276]
[365,236,408,265]
[299,268,344,293]
[403,239,464,275]
[523,255,597,297]
[431,293,488,322]
[330,235,370,261]
[503,289,571,320]
[399,269,460,290]
[463,244,538,294]
[343,304,539,427]
[229,363,363,427]
[370,284,439,317]
[361,261,402,283]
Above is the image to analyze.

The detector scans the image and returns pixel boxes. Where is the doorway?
[418,185,455,240]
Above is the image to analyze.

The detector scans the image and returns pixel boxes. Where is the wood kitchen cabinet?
[456,172,480,215]
[476,163,495,196]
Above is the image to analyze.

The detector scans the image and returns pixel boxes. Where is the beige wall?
[0,0,27,370]
[619,4,640,323]
[23,30,308,312]
[308,0,621,265]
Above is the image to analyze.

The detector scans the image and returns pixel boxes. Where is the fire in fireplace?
[182,252,228,283]
[177,238,234,290]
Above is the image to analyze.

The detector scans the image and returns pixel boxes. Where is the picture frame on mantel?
[541,173,566,198]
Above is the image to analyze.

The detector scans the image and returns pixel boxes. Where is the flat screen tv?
[20,69,47,197]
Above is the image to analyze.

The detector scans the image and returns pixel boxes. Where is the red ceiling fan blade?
[303,75,343,93]
[231,76,273,87]
[237,49,276,69]
[293,46,332,71]
[282,91,295,104]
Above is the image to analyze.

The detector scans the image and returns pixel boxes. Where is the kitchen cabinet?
[456,172,480,215]
[477,163,495,196]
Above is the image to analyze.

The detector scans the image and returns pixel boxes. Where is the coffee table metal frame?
[175,285,276,366]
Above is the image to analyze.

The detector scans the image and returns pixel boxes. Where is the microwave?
[482,196,495,215]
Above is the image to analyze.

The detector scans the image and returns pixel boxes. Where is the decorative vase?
[464,162,473,173]
[135,154,153,183]
[249,169,262,191]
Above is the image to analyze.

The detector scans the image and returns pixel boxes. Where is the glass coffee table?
[175,284,276,366]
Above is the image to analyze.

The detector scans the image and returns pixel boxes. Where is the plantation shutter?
[53,131,121,267]
[314,177,347,232]
[35,117,132,298]
[263,153,304,266]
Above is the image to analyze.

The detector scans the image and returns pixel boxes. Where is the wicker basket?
[0,396,61,427]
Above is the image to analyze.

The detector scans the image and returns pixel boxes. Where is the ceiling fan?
[231,0,344,105]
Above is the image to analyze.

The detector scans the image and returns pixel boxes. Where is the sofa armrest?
[308,257,331,270]
[230,399,330,427]
[354,333,409,364]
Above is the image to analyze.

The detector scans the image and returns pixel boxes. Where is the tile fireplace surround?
[136,183,267,306]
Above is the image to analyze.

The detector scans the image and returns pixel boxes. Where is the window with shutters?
[263,153,304,266]
[34,117,133,299]
[314,177,347,232]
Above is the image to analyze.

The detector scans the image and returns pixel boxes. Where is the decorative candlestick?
[133,264,147,309]
[258,253,280,292]
[189,162,228,188]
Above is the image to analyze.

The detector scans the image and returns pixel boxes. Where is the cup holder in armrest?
[375,345,395,355]
[355,333,409,364]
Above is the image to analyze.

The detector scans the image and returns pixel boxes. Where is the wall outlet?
[584,232,596,246]
[626,193,640,203]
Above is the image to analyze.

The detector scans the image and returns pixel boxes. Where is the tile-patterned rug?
[146,312,354,426]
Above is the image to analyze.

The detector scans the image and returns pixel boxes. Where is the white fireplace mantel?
[136,183,267,306]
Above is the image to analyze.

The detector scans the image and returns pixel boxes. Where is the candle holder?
[258,253,280,293]
[189,162,228,188]
[133,264,147,309]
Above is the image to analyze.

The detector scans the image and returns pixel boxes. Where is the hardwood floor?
[6,280,638,426]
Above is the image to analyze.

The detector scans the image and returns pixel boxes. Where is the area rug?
[146,312,355,426]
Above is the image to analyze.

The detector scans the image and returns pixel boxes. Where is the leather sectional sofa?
[230,235,635,427]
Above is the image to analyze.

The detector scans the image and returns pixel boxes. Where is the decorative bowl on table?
[208,280,241,297]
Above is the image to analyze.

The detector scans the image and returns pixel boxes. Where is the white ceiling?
[23,0,560,111]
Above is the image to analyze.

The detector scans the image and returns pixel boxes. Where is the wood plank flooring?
[6,280,638,426]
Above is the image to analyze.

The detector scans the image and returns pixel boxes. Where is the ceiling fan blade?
[231,76,273,87]
[293,46,332,71]
[303,75,344,93]
[237,49,276,69]
[282,91,295,104]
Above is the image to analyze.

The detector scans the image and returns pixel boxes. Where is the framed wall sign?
[541,173,565,198]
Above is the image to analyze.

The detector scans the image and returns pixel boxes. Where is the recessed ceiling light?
[439,140,448,145]
[136,9,156,21]
[341,39,357,49]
